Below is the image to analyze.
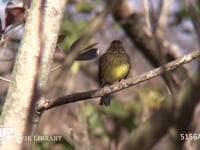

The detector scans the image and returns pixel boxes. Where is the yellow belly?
[103,63,129,84]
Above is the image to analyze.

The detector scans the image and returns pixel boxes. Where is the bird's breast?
[103,63,129,84]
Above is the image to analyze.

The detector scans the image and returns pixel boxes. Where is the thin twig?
[37,49,200,112]
[143,0,151,31]
[0,76,11,83]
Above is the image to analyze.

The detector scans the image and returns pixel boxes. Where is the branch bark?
[38,0,67,89]
[0,0,67,149]
[37,49,200,112]
[0,1,42,149]
[32,0,67,133]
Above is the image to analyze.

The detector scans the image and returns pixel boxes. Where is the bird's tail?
[99,94,111,106]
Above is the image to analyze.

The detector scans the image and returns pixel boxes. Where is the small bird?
[99,40,131,106]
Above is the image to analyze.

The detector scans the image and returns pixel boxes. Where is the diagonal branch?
[124,54,200,150]
[112,0,188,89]
[37,49,200,112]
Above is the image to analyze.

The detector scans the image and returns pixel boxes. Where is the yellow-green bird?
[99,40,131,106]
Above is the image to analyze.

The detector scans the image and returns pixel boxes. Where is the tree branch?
[32,0,67,135]
[38,0,67,89]
[0,1,42,149]
[112,0,188,89]
[124,55,200,150]
[37,49,200,112]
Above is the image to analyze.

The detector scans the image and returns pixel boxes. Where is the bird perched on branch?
[99,40,131,106]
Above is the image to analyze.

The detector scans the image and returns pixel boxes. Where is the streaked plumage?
[99,40,131,106]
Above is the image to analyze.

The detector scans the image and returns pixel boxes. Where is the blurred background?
[0,0,200,149]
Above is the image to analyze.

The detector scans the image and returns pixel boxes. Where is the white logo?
[0,126,14,140]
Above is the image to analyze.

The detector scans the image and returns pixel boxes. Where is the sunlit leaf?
[70,61,80,74]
